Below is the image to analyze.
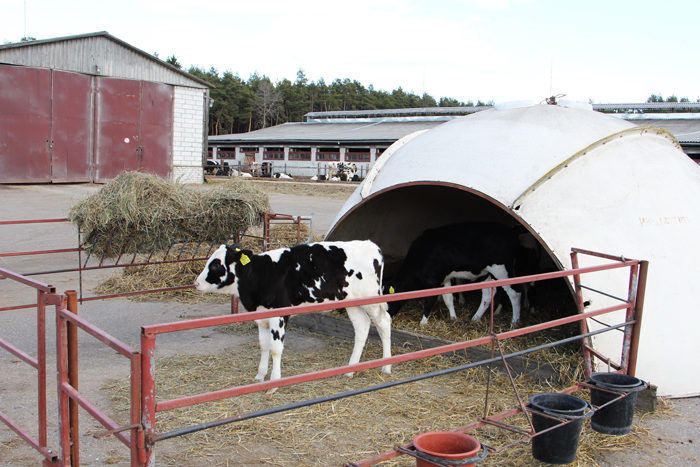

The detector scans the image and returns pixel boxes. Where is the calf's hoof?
[382,365,392,375]
[344,372,355,378]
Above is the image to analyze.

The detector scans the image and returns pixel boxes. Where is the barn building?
[207,107,482,178]
[0,31,212,184]
[207,103,700,178]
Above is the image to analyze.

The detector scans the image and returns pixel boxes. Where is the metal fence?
[205,161,369,180]
[1,216,649,466]
[0,214,312,313]
[0,267,59,465]
[137,249,647,466]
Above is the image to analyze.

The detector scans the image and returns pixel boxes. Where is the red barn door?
[140,81,173,178]
[0,65,52,183]
[50,70,92,182]
[94,77,173,182]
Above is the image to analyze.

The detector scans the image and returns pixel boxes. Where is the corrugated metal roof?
[209,106,700,148]
[594,102,700,112]
[628,119,700,143]
[208,121,446,145]
[607,114,700,143]
[306,102,700,120]
[305,106,489,120]
[0,31,212,88]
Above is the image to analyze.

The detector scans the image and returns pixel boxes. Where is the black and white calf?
[195,241,392,385]
[385,222,522,325]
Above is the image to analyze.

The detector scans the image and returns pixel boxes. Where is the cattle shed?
[326,101,700,398]
[0,31,212,184]
[208,103,700,179]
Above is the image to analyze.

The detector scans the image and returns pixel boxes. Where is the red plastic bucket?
[412,431,481,467]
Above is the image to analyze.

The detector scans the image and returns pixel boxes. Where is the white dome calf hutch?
[326,102,700,398]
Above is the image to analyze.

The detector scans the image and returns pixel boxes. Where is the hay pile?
[266,222,325,250]
[69,172,269,257]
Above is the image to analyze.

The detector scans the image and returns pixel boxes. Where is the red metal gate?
[0,65,173,184]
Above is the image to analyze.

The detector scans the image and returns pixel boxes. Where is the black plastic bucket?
[589,372,647,435]
[529,393,591,464]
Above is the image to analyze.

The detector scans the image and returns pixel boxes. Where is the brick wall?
[172,87,205,184]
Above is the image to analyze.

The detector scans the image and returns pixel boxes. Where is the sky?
[1,0,698,105]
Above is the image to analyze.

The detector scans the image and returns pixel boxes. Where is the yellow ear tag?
[389,286,395,294]
[235,247,241,252]
[240,254,251,266]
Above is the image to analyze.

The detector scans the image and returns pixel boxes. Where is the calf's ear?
[225,245,254,267]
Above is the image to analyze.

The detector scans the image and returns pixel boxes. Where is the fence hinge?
[44,293,65,306]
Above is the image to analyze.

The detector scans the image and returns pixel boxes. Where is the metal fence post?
[130,352,145,466]
[66,290,79,466]
[626,260,649,377]
[37,290,48,450]
[55,295,71,466]
[141,330,156,467]
[570,251,593,376]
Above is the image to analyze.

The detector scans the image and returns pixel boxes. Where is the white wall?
[172,86,205,184]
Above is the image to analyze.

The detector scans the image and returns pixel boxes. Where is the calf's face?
[195,244,239,294]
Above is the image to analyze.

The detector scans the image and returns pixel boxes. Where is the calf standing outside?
[195,241,392,387]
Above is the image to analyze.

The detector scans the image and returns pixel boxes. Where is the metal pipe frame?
[0,212,311,313]
[0,218,69,225]
[66,291,79,466]
[139,250,646,465]
[56,305,144,466]
[263,212,314,251]
[0,271,59,465]
[0,216,223,312]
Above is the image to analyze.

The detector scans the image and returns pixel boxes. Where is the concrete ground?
[1,183,698,466]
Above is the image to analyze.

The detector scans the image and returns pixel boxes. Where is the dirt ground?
[1,181,699,467]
